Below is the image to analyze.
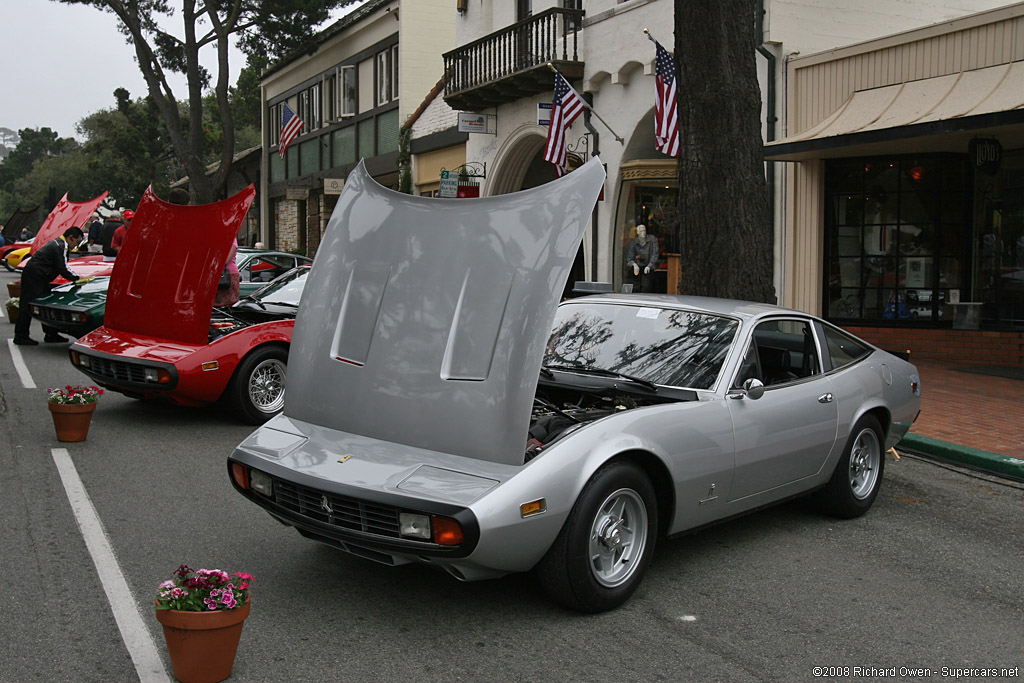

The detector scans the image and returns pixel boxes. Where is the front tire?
[536,461,658,613]
[225,346,287,424]
[816,414,885,519]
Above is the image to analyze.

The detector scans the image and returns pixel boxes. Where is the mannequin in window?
[626,224,659,293]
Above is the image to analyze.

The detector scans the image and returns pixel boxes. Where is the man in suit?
[13,226,84,346]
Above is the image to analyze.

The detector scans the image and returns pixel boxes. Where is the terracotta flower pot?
[6,282,20,298]
[5,302,17,324]
[48,401,96,442]
[156,601,250,683]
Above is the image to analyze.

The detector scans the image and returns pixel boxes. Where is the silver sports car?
[228,158,921,612]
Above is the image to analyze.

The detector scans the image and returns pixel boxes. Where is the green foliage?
[54,0,359,202]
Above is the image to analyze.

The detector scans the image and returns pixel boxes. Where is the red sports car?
[68,185,303,423]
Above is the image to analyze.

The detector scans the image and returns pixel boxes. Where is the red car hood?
[104,185,255,345]
[29,192,108,254]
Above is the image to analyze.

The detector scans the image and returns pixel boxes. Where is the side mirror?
[742,378,765,400]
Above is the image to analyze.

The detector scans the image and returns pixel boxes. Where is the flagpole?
[546,63,624,145]
[642,27,659,45]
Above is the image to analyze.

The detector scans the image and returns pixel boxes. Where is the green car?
[30,250,311,338]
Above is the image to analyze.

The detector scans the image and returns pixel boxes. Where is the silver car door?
[726,320,839,501]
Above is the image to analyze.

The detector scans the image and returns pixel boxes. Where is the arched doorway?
[488,124,587,292]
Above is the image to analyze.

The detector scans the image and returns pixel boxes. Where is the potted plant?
[7,279,20,298]
[5,297,18,323]
[46,385,103,442]
[155,565,254,683]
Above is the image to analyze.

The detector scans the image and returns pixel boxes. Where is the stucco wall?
[398,0,453,123]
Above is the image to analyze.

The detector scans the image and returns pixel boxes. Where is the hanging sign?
[457,182,480,198]
[457,112,494,134]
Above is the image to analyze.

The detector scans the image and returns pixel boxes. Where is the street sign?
[439,170,458,198]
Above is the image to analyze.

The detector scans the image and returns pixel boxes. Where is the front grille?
[86,356,149,383]
[273,479,403,539]
[36,306,77,323]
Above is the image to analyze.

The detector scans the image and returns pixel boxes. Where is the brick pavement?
[907,359,1024,459]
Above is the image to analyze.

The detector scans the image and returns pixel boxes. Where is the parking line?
[51,448,172,683]
[7,338,36,388]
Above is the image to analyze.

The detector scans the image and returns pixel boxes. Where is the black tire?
[815,414,885,519]
[225,346,288,425]
[3,257,16,273]
[535,461,658,613]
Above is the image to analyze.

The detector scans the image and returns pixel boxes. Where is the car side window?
[822,324,871,369]
[751,319,820,386]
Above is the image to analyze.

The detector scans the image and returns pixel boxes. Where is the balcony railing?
[443,7,585,111]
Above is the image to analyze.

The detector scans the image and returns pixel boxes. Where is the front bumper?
[68,345,180,392]
[228,452,481,564]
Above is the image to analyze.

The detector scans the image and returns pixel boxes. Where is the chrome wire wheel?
[848,426,881,500]
[248,358,286,414]
[588,487,648,588]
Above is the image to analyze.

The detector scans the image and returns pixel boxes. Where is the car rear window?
[823,324,871,369]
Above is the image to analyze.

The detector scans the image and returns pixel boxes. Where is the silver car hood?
[285,158,606,466]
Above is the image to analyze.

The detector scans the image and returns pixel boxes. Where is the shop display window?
[614,180,678,293]
[824,156,969,324]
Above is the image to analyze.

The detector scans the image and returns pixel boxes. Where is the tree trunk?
[674,0,775,304]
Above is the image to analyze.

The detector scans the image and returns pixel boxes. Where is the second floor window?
[376,45,398,106]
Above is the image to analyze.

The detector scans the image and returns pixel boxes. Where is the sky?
[0,1,365,142]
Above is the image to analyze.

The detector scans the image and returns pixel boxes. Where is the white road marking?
[7,338,36,388]
[677,615,698,622]
[51,448,172,683]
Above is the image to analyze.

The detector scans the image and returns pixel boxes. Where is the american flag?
[654,41,679,157]
[278,103,304,159]
[542,71,586,176]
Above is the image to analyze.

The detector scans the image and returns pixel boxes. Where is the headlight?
[399,513,431,540]
[249,469,273,497]
[143,367,171,384]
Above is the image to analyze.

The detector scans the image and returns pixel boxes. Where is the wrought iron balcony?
[443,7,584,112]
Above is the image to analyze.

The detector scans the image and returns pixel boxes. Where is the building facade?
[259,0,455,255]
[767,2,1024,366]
[443,0,1008,299]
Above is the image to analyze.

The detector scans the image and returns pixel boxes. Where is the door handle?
[818,393,834,403]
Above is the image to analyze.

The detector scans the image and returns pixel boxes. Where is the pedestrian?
[100,211,124,261]
[214,236,241,306]
[19,226,32,241]
[168,187,190,205]
[87,212,104,253]
[13,226,84,345]
[110,209,134,255]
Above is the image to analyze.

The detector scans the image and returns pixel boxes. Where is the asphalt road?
[1,270,1022,683]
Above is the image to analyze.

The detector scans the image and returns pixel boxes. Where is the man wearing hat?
[110,209,134,256]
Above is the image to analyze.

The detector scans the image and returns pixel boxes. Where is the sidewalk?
[900,358,1024,481]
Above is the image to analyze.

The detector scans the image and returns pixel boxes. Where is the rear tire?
[225,346,287,424]
[3,258,15,273]
[535,461,657,613]
[815,415,885,519]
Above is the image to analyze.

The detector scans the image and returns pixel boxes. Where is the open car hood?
[286,158,606,466]
[29,192,108,254]
[103,185,255,344]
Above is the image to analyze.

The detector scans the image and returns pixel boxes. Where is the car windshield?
[251,267,309,305]
[544,302,738,390]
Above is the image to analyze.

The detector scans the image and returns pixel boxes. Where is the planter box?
[5,302,18,324]
[7,282,21,298]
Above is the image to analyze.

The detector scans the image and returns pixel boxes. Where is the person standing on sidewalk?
[13,226,84,346]
[100,212,124,262]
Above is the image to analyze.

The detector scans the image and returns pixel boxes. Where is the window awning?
[765,61,1024,161]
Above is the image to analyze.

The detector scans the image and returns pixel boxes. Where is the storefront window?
[973,150,1024,328]
[614,174,679,293]
[824,156,969,324]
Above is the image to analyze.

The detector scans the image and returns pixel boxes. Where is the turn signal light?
[231,463,249,490]
[520,499,547,518]
[431,516,463,546]
[201,361,219,371]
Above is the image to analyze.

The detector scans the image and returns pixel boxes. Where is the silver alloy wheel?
[588,487,648,588]
[848,426,881,500]
[248,358,286,414]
